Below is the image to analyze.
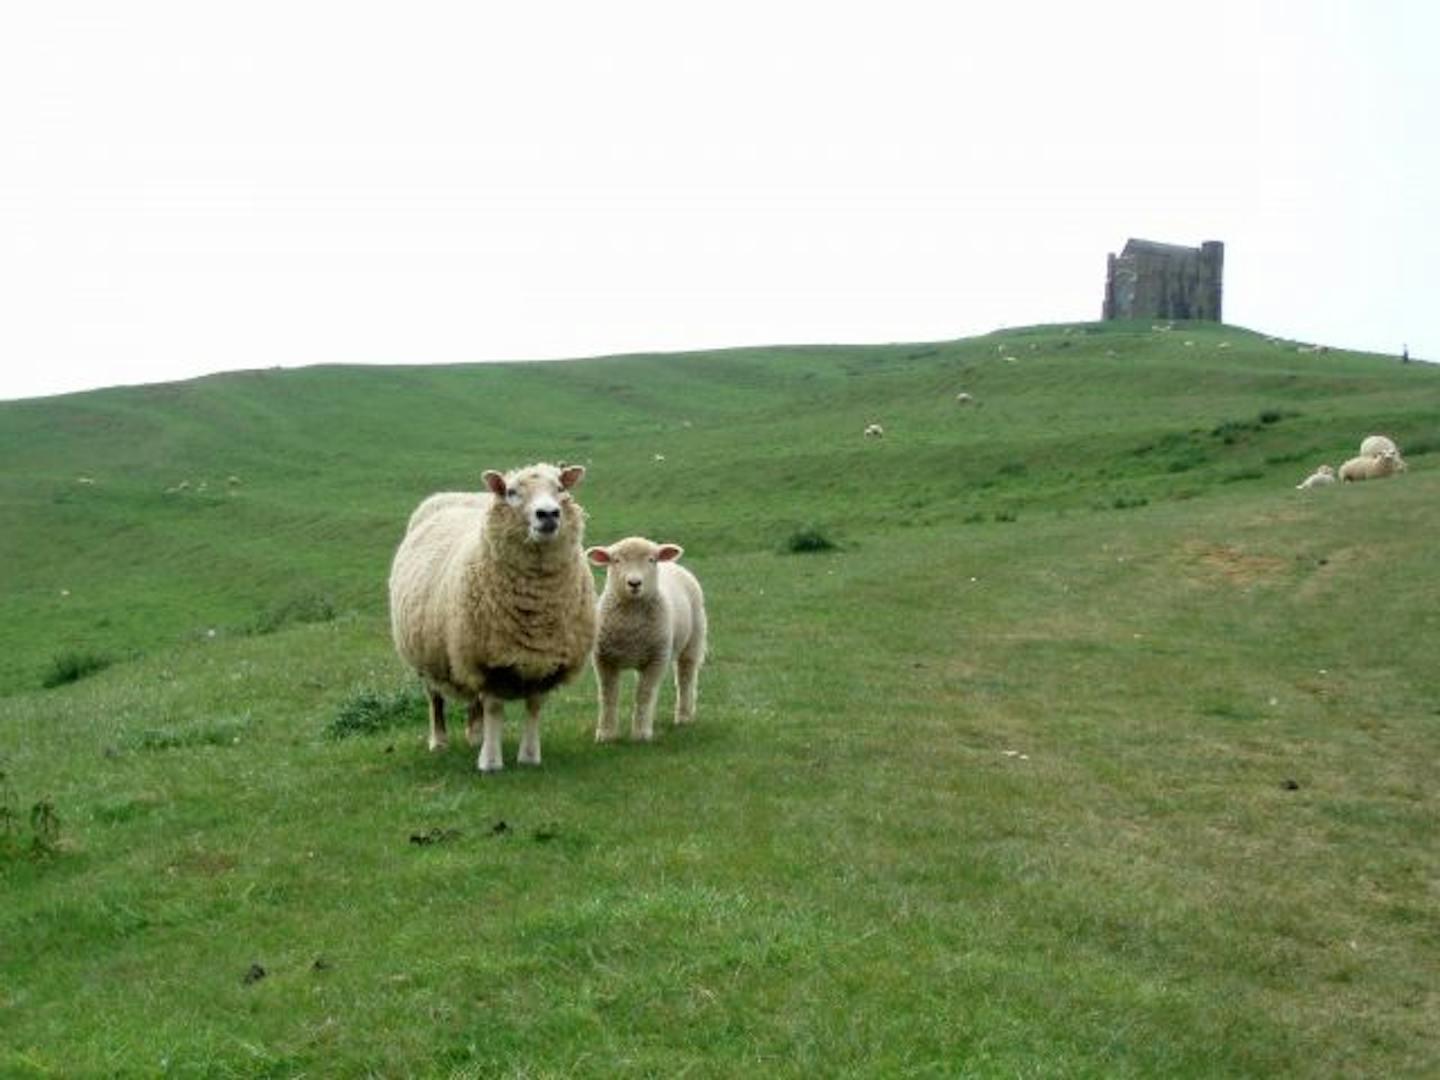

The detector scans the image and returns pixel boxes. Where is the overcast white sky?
[2,1,1435,401]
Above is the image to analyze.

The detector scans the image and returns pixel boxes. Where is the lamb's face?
[587,538,682,601]
[484,464,585,544]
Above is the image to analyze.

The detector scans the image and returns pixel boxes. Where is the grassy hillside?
[2,321,1438,1076]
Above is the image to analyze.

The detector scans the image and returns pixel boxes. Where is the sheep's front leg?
[674,655,699,726]
[427,690,448,751]
[594,662,622,743]
[465,700,483,747]
[631,660,666,742]
[477,695,506,773]
[518,694,544,766]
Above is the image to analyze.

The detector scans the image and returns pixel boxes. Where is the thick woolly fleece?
[388,475,596,704]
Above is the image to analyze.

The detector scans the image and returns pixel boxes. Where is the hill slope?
[2,321,1438,1075]
[2,320,1435,696]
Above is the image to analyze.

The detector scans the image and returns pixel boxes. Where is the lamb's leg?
[595,662,622,743]
[675,654,699,726]
[465,700,482,747]
[631,661,666,742]
[518,694,543,766]
[427,690,448,752]
[477,695,506,773]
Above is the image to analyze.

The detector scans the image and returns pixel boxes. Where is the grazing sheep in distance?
[388,463,597,772]
[587,537,708,744]
[1339,449,1405,483]
[1296,465,1337,490]
[955,392,974,405]
[1359,434,1400,459]
[863,423,884,439]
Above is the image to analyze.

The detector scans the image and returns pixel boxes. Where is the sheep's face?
[484,464,585,544]
[587,538,682,602]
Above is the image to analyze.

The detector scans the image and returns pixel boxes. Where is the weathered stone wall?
[1103,239,1223,322]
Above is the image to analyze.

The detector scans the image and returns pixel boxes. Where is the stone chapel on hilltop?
[1102,238,1224,322]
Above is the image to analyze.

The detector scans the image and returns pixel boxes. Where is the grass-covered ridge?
[2,321,1438,1075]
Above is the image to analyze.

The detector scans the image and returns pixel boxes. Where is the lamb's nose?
[535,507,560,531]
[626,577,642,592]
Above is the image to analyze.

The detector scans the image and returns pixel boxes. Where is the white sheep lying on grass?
[863,423,884,438]
[586,537,707,743]
[1296,465,1337,490]
[1338,449,1405,483]
[388,463,597,772]
[1359,434,1401,460]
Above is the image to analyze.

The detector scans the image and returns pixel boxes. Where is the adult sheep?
[863,423,885,439]
[389,463,597,772]
[1359,434,1401,459]
[1338,449,1405,483]
[586,537,707,744]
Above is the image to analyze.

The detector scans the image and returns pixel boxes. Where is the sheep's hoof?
[630,731,655,744]
[476,759,504,774]
[428,736,448,752]
[518,756,542,768]
[594,729,620,744]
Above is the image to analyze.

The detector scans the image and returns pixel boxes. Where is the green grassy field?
[2,321,1438,1077]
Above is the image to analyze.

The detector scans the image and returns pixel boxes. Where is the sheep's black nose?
[535,507,560,527]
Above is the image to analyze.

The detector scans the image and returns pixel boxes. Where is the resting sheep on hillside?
[1338,449,1405,483]
[586,537,707,744]
[1359,434,1401,459]
[863,423,884,438]
[388,463,597,772]
[1296,465,1336,490]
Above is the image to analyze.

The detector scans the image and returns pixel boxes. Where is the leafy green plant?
[41,650,110,689]
[783,526,837,554]
[326,686,425,739]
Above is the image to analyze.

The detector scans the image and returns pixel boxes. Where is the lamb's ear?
[483,471,508,497]
[586,546,612,566]
[655,544,683,563]
[559,465,585,490]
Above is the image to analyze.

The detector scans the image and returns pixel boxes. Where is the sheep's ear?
[559,465,585,490]
[586,547,612,566]
[483,471,508,497]
[655,544,683,563]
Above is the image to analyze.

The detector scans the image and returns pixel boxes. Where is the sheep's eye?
[505,488,518,500]
[647,555,657,564]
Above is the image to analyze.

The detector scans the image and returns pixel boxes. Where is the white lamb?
[1338,449,1405,483]
[1296,465,1336,490]
[388,463,597,772]
[955,392,975,405]
[586,537,707,744]
[863,423,884,438]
